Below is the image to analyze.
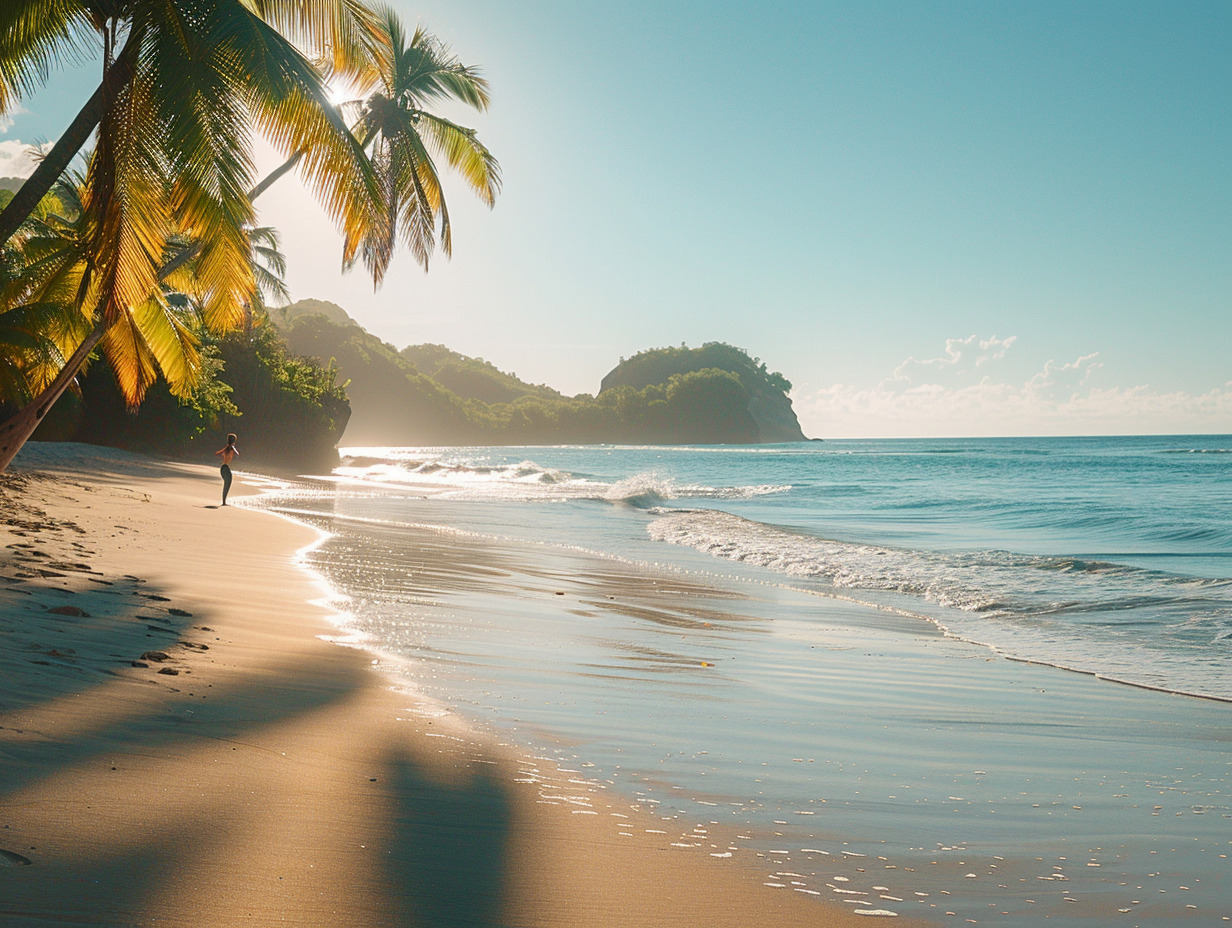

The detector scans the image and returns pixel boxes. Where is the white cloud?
[0,103,28,135]
[1,103,31,135]
[793,336,1232,438]
[887,334,1018,390]
[1024,352,1102,402]
[0,139,40,178]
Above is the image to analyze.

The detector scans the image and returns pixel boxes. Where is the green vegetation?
[1,172,348,468]
[400,344,565,405]
[33,319,350,470]
[602,343,805,442]
[602,343,791,395]
[0,2,499,472]
[274,298,356,329]
[26,290,804,460]
[281,302,806,445]
[282,311,472,445]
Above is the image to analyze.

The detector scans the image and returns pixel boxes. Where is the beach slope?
[0,444,911,927]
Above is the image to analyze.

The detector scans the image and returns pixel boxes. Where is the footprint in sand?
[49,561,94,572]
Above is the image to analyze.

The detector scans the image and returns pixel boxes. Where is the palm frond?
[132,293,204,396]
[402,24,491,111]
[84,55,174,334]
[98,304,159,409]
[229,6,382,264]
[249,224,290,305]
[246,0,382,85]
[416,112,500,206]
[0,0,97,113]
[145,2,258,331]
[0,299,80,400]
[389,128,441,267]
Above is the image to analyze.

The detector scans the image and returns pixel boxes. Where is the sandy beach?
[0,443,918,927]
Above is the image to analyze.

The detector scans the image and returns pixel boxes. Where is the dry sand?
[0,443,924,927]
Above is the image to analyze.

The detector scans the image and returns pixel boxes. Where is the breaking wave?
[336,449,789,506]
[647,508,1232,699]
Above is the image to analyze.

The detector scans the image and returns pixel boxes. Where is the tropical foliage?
[0,1,499,471]
[601,342,793,395]
[39,318,350,470]
[601,343,805,442]
[252,3,500,279]
[279,306,805,445]
[400,343,563,405]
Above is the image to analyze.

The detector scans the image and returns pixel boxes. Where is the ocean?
[249,435,1232,926]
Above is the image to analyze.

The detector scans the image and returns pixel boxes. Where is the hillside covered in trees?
[278,300,807,446]
[26,299,806,467]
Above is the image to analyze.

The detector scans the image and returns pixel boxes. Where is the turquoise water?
[316,435,1232,700]
[252,436,1232,926]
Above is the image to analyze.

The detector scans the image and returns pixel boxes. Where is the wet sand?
[0,443,921,927]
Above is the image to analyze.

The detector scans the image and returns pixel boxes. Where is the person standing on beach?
[214,434,238,505]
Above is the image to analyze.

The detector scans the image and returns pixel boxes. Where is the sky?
[3,0,1229,438]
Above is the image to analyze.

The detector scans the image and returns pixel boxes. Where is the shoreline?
[0,443,917,927]
[250,455,1232,927]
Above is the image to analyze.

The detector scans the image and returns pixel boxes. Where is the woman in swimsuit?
[214,433,238,505]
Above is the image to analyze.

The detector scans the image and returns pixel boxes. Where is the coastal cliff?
[600,343,807,443]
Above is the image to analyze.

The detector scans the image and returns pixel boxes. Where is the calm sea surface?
[250,436,1232,926]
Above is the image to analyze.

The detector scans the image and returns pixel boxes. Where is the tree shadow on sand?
[0,601,524,927]
[381,750,514,928]
[0,650,371,926]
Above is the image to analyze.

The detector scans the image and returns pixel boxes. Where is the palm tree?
[250,5,501,282]
[0,0,384,471]
[0,172,208,426]
[0,182,82,404]
[244,225,292,328]
[0,0,379,246]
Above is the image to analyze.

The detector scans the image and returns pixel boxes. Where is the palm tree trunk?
[0,85,104,246]
[0,317,108,473]
[0,37,137,247]
[248,151,304,202]
[247,112,376,202]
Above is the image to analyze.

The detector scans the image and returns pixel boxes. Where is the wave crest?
[648,509,1232,620]
[336,455,789,506]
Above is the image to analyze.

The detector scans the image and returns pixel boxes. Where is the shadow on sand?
[382,750,513,928]
[0,596,520,928]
